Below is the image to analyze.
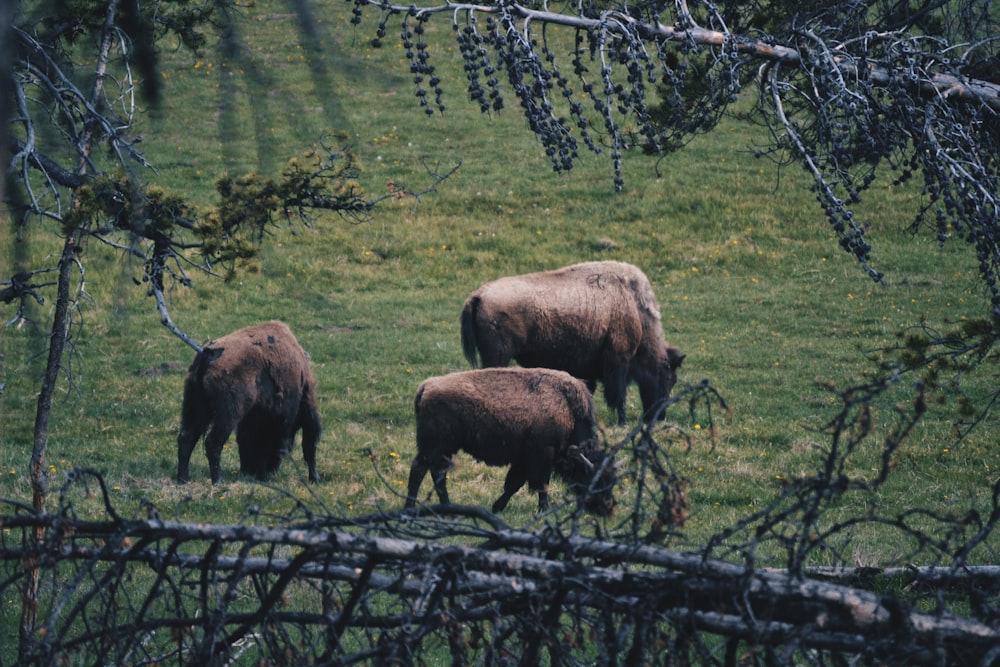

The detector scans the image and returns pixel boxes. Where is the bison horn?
[578,453,594,470]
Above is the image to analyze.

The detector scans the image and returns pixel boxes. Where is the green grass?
[1,0,996,568]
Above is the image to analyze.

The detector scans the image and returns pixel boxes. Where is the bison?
[404,367,616,516]
[177,320,321,484]
[461,261,685,425]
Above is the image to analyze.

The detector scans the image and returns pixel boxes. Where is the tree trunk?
[18,230,80,656]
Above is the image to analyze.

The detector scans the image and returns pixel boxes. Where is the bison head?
[639,344,686,421]
[559,442,617,516]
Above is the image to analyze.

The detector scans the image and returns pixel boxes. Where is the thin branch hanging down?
[350,0,1000,311]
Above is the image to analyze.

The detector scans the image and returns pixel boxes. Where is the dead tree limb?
[2,505,999,665]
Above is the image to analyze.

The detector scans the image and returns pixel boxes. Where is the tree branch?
[4,504,1000,662]
[359,0,999,108]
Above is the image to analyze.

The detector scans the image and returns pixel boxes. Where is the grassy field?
[2,0,995,566]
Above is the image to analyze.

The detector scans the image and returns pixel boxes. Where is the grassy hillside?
[1,0,994,565]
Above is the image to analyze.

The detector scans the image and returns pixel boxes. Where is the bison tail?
[183,346,222,404]
[298,382,322,483]
[460,295,482,368]
[178,346,222,438]
[191,346,223,384]
[413,382,427,417]
[298,381,322,442]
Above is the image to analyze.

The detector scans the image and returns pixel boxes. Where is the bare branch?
[2,466,1000,665]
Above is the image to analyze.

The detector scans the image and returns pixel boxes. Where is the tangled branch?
[2,469,999,664]
[351,0,1000,310]
[2,378,1000,664]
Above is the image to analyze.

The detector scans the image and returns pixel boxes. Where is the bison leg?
[177,394,213,484]
[601,354,631,425]
[177,418,211,484]
[405,454,433,509]
[637,379,664,422]
[177,426,204,484]
[524,448,558,513]
[203,419,237,484]
[429,457,453,505]
[298,395,321,483]
[492,462,530,513]
[406,454,455,509]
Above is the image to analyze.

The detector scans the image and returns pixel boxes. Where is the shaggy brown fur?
[405,367,615,515]
[177,321,321,484]
[461,261,685,425]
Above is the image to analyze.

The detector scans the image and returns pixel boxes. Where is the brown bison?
[177,321,321,484]
[405,367,616,515]
[461,261,685,425]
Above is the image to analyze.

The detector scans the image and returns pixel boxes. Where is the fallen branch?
[2,507,998,665]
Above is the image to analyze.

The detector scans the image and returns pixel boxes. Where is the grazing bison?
[461,261,685,425]
[177,320,321,484]
[405,367,616,515]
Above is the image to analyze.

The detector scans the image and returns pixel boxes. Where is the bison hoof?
[403,499,420,515]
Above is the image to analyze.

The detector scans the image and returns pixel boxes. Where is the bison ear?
[667,347,686,368]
